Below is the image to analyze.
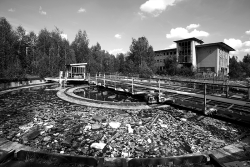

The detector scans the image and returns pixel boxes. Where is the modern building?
[154,37,235,75]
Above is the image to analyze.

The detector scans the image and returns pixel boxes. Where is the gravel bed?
[0,85,249,158]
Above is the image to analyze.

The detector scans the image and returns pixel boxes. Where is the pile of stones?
[0,86,249,158]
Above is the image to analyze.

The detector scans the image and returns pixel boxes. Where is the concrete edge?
[57,87,151,110]
[0,83,57,95]
[1,137,250,164]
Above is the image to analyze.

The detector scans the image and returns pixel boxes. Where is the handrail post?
[204,83,207,112]
[248,87,250,100]
[59,71,63,86]
[132,78,134,94]
[114,74,116,90]
[158,79,161,102]
[226,79,229,98]
[247,78,250,100]
[104,73,106,87]
[96,73,97,85]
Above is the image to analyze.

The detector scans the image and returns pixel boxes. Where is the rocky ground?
[0,85,249,158]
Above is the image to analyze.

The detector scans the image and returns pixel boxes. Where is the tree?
[128,36,155,75]
[71,30,89,63]
[241,54,250,77]
[163,55,178,75]
[0,17,17,78]
[228,56,243,79]
[139,61,154,78]
[116,53,125,73]
[1,17,161,79]
[26,31,38,74]
[15,26,29,72]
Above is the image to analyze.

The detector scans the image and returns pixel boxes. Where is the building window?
[184,55,188,62]
[198,67,215,72]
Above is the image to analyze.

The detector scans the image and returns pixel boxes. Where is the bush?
[139,61,154,78]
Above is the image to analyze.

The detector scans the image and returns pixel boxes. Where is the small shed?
[65,63,87,79]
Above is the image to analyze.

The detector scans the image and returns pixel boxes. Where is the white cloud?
[138,12,146,20]
[8,8,15,12]
[242,48,250,53]
[230,50,240,55]
[140,0,176,17]
[246,30,250,35]
[60,34,67,40]
[39,6,46,15]
[166,27,209,39]
[109,48,125,55]
[78,7,86,13]
[243,41,250,47]
[223,39,250,56]
[168,43,176,48]
[186,24,200,30]
[114,34,122,39]
[224,38,243,49]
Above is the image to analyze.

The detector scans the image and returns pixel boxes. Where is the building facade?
[154,37,235,75]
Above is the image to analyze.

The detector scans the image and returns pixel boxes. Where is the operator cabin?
[154,37,235,75]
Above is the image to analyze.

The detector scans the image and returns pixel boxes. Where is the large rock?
[43,136,51,142]
[61,140,71,147]
[126,124,133,133]
[72,141,78,148]
[44,125,54,131]
[22,127,41,142]
[109,122,121,129]
[92,115,106,122]
[90,143,106,150]
[26,129,40,140]
[92,124,102,130]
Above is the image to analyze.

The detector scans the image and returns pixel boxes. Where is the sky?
[1,0,250,60]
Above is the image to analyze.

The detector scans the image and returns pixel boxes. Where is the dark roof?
[196,42,235,51]
[154,48,176,53]
[174,37,204,44]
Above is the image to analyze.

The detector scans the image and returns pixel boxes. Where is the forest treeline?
[0,17,155,79]
[1,17,250,80]
[228,55,250,79]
